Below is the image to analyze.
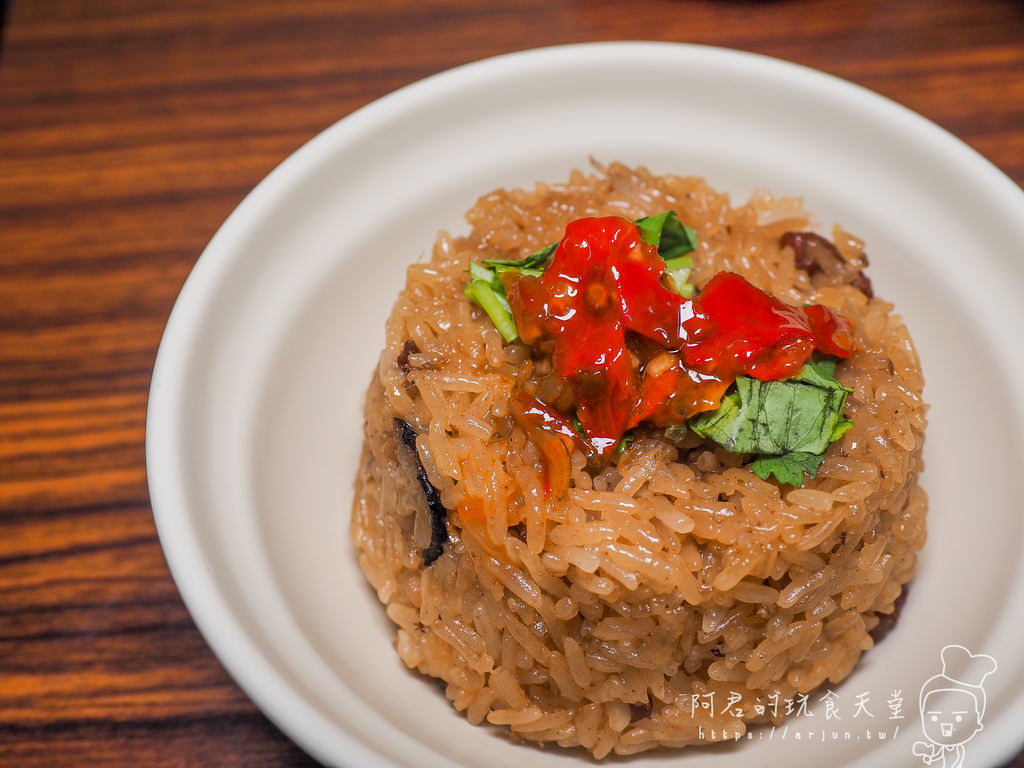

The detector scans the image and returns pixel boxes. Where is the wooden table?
[1,1,1021,765]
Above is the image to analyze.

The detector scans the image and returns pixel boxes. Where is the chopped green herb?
[465,244,555,343]
[662,254,694,297]
[829,416,854,443]
[635,211,696,296]
[635,211,699,260]
[483,242,557,271]
[751,451,827,486]
[464,278,518,342]
[468,260,501,287]
[684,358,853,485]
[688,359,852,456]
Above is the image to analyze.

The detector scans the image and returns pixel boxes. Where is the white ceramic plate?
[147,42,1024,767]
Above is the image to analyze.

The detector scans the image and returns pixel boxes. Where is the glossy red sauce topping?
[504,216,853,456]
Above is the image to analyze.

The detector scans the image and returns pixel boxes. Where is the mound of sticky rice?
[351,163,927,757]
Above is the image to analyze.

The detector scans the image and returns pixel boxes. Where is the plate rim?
[146,40,1024,768]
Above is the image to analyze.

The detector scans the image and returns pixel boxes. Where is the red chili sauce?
[503,216,853,458]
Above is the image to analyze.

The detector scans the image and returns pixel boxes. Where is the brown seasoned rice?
[351,163,927,757]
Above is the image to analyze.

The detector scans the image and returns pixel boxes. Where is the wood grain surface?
[1,1,1021,766]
